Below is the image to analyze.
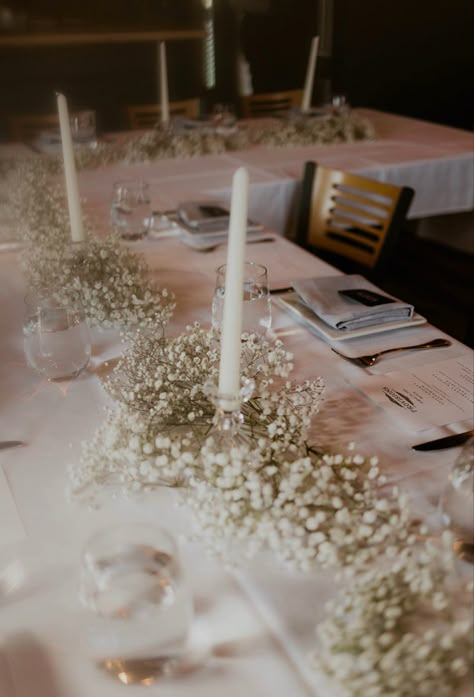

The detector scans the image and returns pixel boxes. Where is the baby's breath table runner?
[0,111,472,697]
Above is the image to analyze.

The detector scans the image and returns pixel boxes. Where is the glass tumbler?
[439,436,474,563]
[79,524,193,684]
[23,296,91,381]
[212,261,272,335]
[111,179,151,240]
[70,110,97,146]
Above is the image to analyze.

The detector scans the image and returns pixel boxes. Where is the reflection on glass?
[23,297,91,381]
[439,436,474,563]
[79,524,193,684]
[212,261,271,335]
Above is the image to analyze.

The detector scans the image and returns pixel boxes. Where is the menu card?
[359,355,474,431]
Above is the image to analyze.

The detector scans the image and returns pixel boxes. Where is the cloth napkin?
[292,275,414,331]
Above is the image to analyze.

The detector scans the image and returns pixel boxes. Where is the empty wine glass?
[23,295,91,381]
[111,179,151,240]
[439,436,474,563]
[79,524,194,685]
[212,261,272,335]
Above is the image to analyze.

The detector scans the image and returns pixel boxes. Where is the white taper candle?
[56,92,85,242]
[301,36,319,113]
[159,41,170,124]
[218,167,249,405]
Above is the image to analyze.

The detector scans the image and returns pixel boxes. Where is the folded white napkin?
[292,275,414,331]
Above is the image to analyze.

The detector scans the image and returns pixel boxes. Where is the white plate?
[275,292,427,341]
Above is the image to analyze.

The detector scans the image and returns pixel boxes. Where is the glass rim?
[216,260,268,281]
[23,291,85,312]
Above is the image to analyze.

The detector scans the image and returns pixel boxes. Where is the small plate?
[275,292,427,341]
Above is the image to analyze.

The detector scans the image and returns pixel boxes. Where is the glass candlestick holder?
[203,377,255,446]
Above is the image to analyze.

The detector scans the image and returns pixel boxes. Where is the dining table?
[0,126,473,696]
[2,106,473,250]
[80,107,474,251]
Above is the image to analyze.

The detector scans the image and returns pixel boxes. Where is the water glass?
[111,179,151,240]
[79,524,193,683]
[439,436,474,563]
[70,110,97,146]
[23,297,91,381]
[212,261,272,335]
[211,103,237,129]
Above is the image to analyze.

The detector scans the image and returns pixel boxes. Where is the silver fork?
[331,337,451,367]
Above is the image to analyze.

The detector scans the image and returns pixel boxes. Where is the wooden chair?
[127,99,200,129]
[240,89,303,118]
[7,112,60,143]
[295,161,414,276]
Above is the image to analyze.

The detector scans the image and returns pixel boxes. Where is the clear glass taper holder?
[203,377,255,448]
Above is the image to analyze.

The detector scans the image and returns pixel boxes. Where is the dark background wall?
[331,0,473,130]
[0,0,472,137]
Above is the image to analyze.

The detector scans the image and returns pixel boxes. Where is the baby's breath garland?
[72,110,375,167]
[5,113,470,695]
[69,323,473,695]
[6,158,174,329]
[313,535,473,697]
[72,325,411,573]
[4,110,374,177]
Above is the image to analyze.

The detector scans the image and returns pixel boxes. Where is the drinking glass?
[111,179,151,240]
[70,110,97,146]
[211,103,237,129]
[212,261,272,335]
[23,296,91,381]
[439,436,474,563]
[79,524,193,684]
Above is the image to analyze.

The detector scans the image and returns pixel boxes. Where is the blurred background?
[0,0,472,137]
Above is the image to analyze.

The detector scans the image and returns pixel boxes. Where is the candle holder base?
[203,378,255,448]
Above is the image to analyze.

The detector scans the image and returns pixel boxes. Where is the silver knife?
[412,429,474,451]
[0,441,25,451]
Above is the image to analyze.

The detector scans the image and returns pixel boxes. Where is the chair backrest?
[7,113,60,143]
[295,161,414,273]
[127,99,201,129]
[240,89,303,118]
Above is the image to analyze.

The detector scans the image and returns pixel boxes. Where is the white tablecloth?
[1,224,473,696]
[2,108,472,248]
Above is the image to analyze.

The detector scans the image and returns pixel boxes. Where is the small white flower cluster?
[78,112,375,166]
[250,111,375,148]
[7,158,175,329]
[71,325,311,497]
[313,535,474,697]
[24,236,175,329]
[188,444,412,571]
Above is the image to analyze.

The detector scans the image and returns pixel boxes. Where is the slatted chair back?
[240,89,303,118]
[127,99,200,129]
[295,161,414,273]
[7,113,60,143]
